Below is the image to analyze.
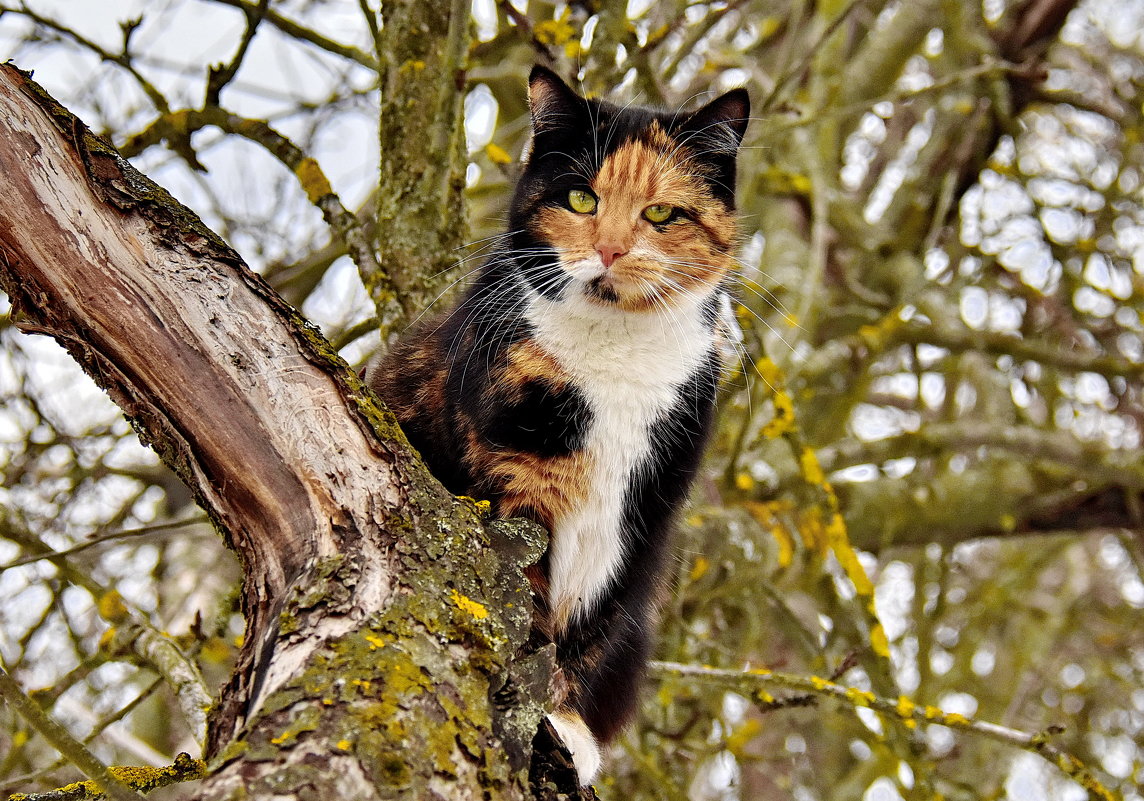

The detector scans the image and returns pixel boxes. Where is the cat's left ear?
[676,88,750,154]
[528,65,587,134]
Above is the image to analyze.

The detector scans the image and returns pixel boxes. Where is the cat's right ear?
[528,65,585,134]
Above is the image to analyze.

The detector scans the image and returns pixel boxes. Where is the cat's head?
[508,66,748,314]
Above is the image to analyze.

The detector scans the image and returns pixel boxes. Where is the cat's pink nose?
[596,242,627,268]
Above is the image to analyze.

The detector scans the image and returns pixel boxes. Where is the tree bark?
[0,63,587,801]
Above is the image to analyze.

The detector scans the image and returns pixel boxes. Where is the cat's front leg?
[547,707,602,785]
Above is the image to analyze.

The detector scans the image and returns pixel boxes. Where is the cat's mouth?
[585,276,620,304]
[580,273,666,312]
[564,256,668,311]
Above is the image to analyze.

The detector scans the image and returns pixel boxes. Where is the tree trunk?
[0,63,587,801]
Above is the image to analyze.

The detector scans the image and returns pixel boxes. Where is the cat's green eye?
[568,189,597,214]
[643,204,674,223]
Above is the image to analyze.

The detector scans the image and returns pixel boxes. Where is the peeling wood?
[0,63,586,800]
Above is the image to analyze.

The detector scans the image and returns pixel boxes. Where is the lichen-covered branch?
[648,661,1122,801]
[0,62,582,801]
[0,668,141,801]
[374,0,473,333]
[6,754,206,801]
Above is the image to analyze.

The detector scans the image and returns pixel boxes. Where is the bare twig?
[204,0,270,106]
[0,520,212,746]
[0,4,169,113]
[200,0,378,70]
[0,516,207,571]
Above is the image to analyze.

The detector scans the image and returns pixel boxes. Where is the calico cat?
[370,66,748,783]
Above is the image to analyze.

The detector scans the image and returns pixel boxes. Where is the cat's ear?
[676,88,750,154]
[528,65,586,134]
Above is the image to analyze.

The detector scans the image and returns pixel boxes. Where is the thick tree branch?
[374,0,472,332]
[0,63,578,800]
[120,108,404,335]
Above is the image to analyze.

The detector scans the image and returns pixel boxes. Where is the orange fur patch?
[502,339,569,392]
[461,339,591,543]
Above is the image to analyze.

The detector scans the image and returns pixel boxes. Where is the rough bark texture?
[373,0,472,330]
[0,64,590,801]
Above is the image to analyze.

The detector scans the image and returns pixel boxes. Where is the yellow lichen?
[485,143,512,164]
[450,589,488,620]
[97,590,129,623]
[827,513,873,595]
[896,695,918,728]
[724,718,762,755]
[754,356,784,387]
[797,507,828,555]
[294,157,334,203]
[688,556,710,582]
[799,447,825,486]
[857,311,903,351]
[869,622,891,659]
[534,10,576,45]
[760,166,812,195]
[762,391,796,438]
[200,636,231,664]
[771,523,795,567]
[758,17,783,38]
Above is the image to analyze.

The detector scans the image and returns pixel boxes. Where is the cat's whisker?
[453,229,521,255]
[651,262,798,352]
[654,258,800,327]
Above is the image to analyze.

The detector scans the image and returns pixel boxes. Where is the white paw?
[547,710,602,786]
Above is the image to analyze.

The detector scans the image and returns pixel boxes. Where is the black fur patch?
[483,379,590,457]
[586,277,619,304]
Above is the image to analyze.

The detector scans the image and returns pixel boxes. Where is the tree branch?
[0,62,575,800]
[200,0,379,70]
[648,661,1121,801]
[0,667,142,801]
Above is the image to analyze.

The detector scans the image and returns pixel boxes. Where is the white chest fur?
[525,290,716,629]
